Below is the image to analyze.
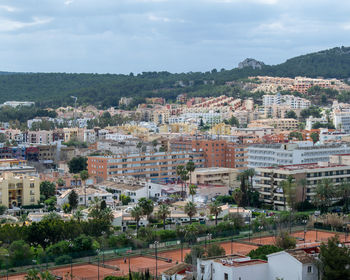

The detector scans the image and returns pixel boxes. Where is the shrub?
[55,255,72,265]
[248,245,283,260]
[275,231,296,249]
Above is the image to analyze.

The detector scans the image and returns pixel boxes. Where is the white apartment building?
[333,111,350,133]
[255,162,350,208]
[105,133,134,141]
[305,116,328,130]
[181,112,223,125]
[247,142,350,168]
[197,250,318,280]
[57,187,114,207]
[263,93,310,109]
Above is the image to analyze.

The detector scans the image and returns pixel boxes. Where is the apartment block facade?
[247,142,350,168]
[170,138,247,170]
[88,151,205,181]
[255,162,350,209]
[0,173,40,208]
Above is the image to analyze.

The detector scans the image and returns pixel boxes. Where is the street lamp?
[230,222,234,254]
[68,242,73,280]
[248,216,251,242]
[154,241,159,280]
[96,249,100,280]
[258,226,264,244]
[179,228,184,262]
[302,219,308,245]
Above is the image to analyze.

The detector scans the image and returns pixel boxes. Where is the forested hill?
[0,46,349,108]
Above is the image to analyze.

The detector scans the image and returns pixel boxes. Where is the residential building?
[249,118,299,131]
[247,142,350,168]
[255,162,350,209]
[57,187,113,207]
[170,138,247,170]
[333,111,350,133]
[0,172,40,208]
[190,167,239,188]
[96,179,148,203]
[305,116,328,130]
[197,249,318,280]
[1,101,35,108]
[87,151,205,181]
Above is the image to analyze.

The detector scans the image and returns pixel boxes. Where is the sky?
[0,0,350,74]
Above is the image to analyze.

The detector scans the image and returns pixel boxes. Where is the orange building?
[170,138,247,170]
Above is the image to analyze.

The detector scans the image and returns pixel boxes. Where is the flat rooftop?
[262,162,349,171]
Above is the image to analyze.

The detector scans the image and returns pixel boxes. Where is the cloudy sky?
[0,0,350,74]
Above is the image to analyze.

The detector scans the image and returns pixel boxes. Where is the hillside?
[0,46,349,108]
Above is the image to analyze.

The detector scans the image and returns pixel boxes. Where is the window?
[307,266,312,273]
[224,273,228,280]
[200,266,205,274]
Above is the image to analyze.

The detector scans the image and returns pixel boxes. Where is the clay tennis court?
[248,230,347,246]
[6,264,120,280]
[105,256,174,275]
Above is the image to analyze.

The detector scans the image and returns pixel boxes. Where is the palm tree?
[186,160,196,184]
[233,189,243,213]
[138,198,154,221]
[189,184,197,202]
[73,174,79,187]
[209,202,222,225]
[314,179,336,213]
[245,168,256,190]
[157,204,171,230]
[338,182,350,212]
[184,201,197,224]
[131,205,143,236]
[80,170,89,206]
[280,176,297,211]
[73,209,84,222]
[297,178,307,206]
[176,165,189,198]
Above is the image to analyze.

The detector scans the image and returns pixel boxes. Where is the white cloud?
[64,0,74,5]
[205,0,279,4]
[148,14,170,22]
[0,17,53,32]
[0,5,16,12]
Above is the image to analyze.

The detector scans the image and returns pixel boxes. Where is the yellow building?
[209,123,232,135]
[0,173,40,208]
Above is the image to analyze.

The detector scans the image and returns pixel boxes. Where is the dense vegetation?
[0,46,349,109]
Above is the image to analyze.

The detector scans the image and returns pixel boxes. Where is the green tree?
[0,205,7,215]
[186,160,196,184]
[68,156,87,174]
[319,236,350,280]
[233,189,243,211]
[248,245,283,261]
[68,190,78,211]
[206,244,225,257]
[314,179,336,213]
[209,202,222,226]
[176,165,189,198]
[189,184,197,202]
[285,110,297,119]
[184,245,205,265]
[9,240,34,267]
[275,231,296,249]
[56,178,65,187]
[338,183,350,213]
[310,132,319,143]
[131,205,143,236]
[225,116,239,127]
[184,201,197,224]
[40,181,56,200]
[138,198,154,221]
[80,170,89,185]
[157,204,171,230]
[120,194,131,205]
